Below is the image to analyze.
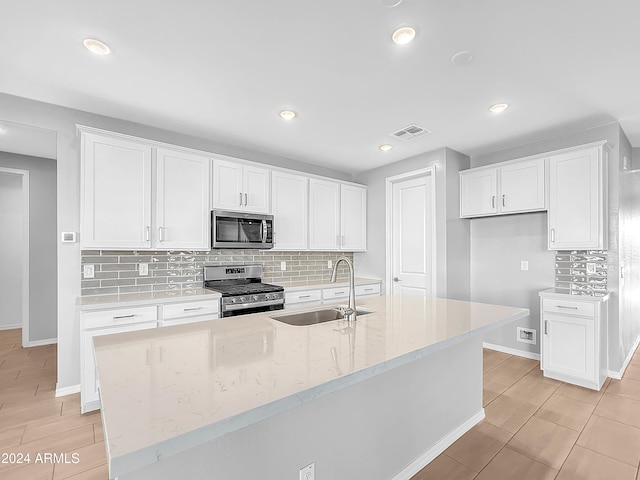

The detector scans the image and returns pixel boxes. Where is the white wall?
[354,147,470,300]
[0,172,24,329]
[0,152,58,342]
[0,92,356,391]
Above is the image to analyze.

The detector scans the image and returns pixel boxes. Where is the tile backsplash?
[554,250,608,296]
[80,250,354,296]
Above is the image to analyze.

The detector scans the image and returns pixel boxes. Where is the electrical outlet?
[517,327,536,345]
[83,264,95,279]
[328,260,333,269]
[520,260,529,271]
[586,262,596,274]
[280,261,287,271]
[139,263,149,276]
[299,463,315,480]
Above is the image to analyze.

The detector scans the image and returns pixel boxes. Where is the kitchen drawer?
[542,298,595,317]
[83,305,158,329]
[162,300,220,320]
[356,283,380,296]
[322,286,350,300]
[285,289,322,305]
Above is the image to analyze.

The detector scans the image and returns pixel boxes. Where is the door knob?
[393,277,401,282]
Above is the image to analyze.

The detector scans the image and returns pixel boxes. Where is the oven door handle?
[223,298,284,312]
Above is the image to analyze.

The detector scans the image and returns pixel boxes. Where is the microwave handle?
[261,220,266,242]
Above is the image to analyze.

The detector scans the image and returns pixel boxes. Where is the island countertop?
[93,295,528,478]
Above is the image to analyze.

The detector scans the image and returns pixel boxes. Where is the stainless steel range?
[203,264,284,317]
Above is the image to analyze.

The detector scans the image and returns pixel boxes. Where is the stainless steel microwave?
[211,210,274,249]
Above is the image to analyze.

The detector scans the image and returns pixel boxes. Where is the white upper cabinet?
[500,158,545,213]
[155,148,210,250]
[460,168,497,217]
[460,158,545,218]
[81,133,153,249]
[340,184,367,251]
[548,144,607,250]
[309,179,341,250]
[212,158,270,213]
[309,180,367,251]
[271,171,308,250]
[81,130,211,250]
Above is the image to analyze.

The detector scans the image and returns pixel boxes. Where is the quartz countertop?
[93,295,528,477]
[76,288,221,311]
[539,288,611,302]
[274,277,381,291]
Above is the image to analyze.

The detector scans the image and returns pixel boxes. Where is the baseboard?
[608,333,640,380]
[23,337,57,347]
[0,323,22,331]
[391,409,485,480]
[483,342,540,361]
[56,384,81,398]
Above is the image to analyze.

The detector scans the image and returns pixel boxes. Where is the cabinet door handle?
[244,193,248,206]
[145,226,150,242]
[183,306,203,312]
[491,195,496,208]
[550,228,556,242]
[557,305,578,310]
[544,320,549,335]
[502,194,506,207]
[239,192,243,206]
[158,227,165,242]
[113,314,135,320]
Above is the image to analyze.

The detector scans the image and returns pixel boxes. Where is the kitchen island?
[93,295,528,480]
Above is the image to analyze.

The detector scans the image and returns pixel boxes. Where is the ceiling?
[1,1,638,174]
[0,120,56,160]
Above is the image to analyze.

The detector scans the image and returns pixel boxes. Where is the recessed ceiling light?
[391,26,416,45]
[379,144,393,152]
[83,38,111,55]
[279,110,297,120]
[489,103,509,113]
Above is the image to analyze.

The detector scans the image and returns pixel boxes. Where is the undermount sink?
[271,307,374,326]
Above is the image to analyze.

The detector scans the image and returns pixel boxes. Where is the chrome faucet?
[330,256,356,321]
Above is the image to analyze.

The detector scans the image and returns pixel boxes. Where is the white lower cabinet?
[539,292,608,390]
[284,289,322,309]
[80,296,220,413]
[81,306,158,413]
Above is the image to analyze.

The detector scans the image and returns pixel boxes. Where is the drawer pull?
[557,305,578,310]
[183,307,203,312]
[364,288,374,292]
[113,314,135,320]
[334,291,345,295]
[299,295,311,299]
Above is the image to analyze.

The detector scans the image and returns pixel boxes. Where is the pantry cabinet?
[271,171,308,250]
[80,129,211,250]
[309,180,367,251]
[212,158,270,213]
[539,290,608,390]
[547,143,608,250]
[459,158,545,218]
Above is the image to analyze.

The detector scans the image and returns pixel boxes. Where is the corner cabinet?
[460,158,545,218]
[547,143,608,250]
[539,291,608,390]
[309,180,367,251]
[211,158,270,213]
[80,129,211,250]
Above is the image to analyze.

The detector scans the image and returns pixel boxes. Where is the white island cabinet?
[539,289,609,390]
[93,295,527,480]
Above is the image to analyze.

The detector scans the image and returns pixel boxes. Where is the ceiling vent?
[390,124,431,140]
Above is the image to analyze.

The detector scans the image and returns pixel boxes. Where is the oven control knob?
[253,295,259,301]
[239,296,246,303]
[229,298,236,303]
[265,294,272,300]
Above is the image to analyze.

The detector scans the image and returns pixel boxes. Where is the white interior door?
[389,171,435,297]
[0,172,24,329]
